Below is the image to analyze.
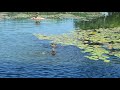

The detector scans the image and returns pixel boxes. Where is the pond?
[0,18,120,78]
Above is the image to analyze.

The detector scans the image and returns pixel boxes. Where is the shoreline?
[0,12,101,21]
[0,12,10,20]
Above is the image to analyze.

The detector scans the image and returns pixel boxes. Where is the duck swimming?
[51,48,56,56]
[50,43,57,48]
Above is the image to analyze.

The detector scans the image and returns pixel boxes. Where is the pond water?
[0,18,120,78]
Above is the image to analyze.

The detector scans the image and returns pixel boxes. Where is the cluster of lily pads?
[34,27,120,63]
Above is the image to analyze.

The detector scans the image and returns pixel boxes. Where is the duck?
[50,43,57,48]
[51,48,56,56]
[51,50,56,56]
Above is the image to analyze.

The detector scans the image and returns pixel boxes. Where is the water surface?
[0,19,120,78]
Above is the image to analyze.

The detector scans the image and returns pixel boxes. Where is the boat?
[31,17,45,20]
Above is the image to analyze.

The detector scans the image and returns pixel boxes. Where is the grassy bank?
[1,12,100,20]
[75,14,120,29]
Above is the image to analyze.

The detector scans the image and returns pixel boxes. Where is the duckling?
[51,48,56,56]
[50,43,57,48]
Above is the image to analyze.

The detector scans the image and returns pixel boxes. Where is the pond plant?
[34,26,120,63]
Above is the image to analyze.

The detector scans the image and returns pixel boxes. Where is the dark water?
[0,19,120,78]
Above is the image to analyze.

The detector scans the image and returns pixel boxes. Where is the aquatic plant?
[74,13,120,29]
[34,27,120,63]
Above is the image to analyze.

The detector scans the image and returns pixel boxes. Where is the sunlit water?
[0,19,120,78]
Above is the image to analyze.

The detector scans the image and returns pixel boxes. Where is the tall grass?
[74,13,120,30]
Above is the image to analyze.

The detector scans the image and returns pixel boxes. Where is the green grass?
[75,14,120,29]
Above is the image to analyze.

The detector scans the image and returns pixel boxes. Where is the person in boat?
[31,15,45,20]
[31,15,45,25]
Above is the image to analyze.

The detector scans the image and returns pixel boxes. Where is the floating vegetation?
[34,27,120,63]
